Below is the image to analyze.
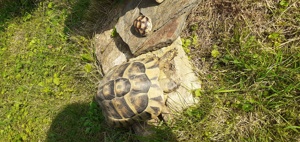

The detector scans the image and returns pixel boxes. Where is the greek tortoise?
[95,49,178,134]
[133,15,152,36]
[132,0,165,36]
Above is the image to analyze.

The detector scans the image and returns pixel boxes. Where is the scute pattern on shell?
[96,57,165,127]
[133,15,152,36]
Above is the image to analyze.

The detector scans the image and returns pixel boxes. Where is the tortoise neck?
[158,49,177,69]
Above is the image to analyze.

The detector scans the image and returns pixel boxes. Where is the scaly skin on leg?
[132,121,154,136]
[158,48,178,93]
[160,104,173,123]
[158,71,177,124]
[159,71,179,93]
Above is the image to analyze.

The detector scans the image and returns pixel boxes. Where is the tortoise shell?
[133,15,152,36]
[95,57,165,127]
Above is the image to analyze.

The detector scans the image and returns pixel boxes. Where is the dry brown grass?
[178,0,300,141]
[184,0,299,67]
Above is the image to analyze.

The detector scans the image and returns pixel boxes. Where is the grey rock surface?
[94,29,133,75]
[116,0,201,56]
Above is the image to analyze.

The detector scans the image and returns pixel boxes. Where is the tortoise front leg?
[159,71,179,93]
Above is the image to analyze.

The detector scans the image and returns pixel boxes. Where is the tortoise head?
[158,49,178,69]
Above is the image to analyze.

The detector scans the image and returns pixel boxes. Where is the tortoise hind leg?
[159,105,173,123]
[132,121,154,137]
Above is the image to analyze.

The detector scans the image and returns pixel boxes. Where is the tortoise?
[132,0,164,36]
[133,15,152,36]
[95,49,178,135]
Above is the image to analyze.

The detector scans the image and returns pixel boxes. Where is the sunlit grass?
[0,0,100,141]
[178,0,300,141]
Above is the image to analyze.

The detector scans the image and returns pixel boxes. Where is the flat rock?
[132,37,201,112]
[116,0,201,56]
[167,39,201,112]
[94,29,133,75]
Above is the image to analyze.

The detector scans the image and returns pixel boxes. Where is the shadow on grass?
[0,0,43,31]
[46,102,107,142]
[63,0,121,39]
[46,101,178,142]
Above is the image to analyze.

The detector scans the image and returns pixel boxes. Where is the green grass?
[0,0,101,141]
[0,0,299,141]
